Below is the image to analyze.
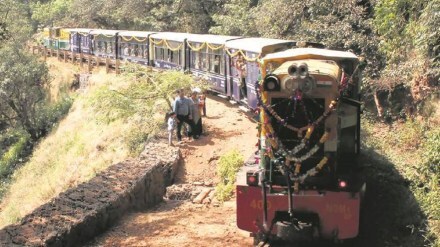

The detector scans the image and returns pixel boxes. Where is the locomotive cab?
[236,48,365,245]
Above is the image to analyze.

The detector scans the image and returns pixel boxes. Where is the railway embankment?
[0,142,180,247]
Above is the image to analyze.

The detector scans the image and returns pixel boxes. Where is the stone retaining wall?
[0,142,180,247]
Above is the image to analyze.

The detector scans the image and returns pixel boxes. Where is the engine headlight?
[285,79,295,90]
[300,77,316,92]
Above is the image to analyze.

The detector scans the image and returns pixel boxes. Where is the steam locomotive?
[42,27,365,245]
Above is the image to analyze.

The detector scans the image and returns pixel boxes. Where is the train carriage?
[118,31,156,65]
[42,28,51,48]
[68,28,93,54]
[90,30,120,59]
[149,32,189,70]
[224,38,295,109]
[236,48,365,245]
[42,27,70,50]
[186,34,241,94]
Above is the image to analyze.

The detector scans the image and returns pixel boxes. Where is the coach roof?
[150,32,192,42]
[90,30,120,36]
[186,34,241,45]
[66,28,93,34]
[118,31,156,38]
[225,38,294,54]
[262,48,358,62]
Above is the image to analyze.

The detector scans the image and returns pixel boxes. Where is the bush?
[36,96,74,135]
[0,133,30,198]
[215,150,244,202]
[423,128,440,174]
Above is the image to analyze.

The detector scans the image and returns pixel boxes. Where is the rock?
[0,142,181,247]
[193,188,212,204]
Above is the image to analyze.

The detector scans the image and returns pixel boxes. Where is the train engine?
[236,48,365,245]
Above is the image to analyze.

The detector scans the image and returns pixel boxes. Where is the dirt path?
[87,95,257,247]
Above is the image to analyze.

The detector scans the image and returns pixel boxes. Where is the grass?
[0,61,209,228]
[362,106,440,246]
[0,58,77,201]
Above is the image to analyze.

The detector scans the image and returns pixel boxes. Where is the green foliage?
[0,0,33,45]
[362,116,440,246]
[36,97,74,134]
[0,132,30,198]
[0,46,50,140]
[210,0,258,36]
[32,0,73,27]
[422,127,440,175]
[0,133,29,178]
[215,150,244,202]
[88,67,208,155]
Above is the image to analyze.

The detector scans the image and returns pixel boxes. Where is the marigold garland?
[121,36,148,42]
[186,41,206,51]
[225,49,261,62]
[255,81,338,135]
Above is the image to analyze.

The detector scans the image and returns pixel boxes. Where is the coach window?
[130,44,135,56]
[200,47,209,71]
[135,44,139,58]
[81,35,87,48]
[208,48,223,75]
[107,42,113,54]
[170,50,180,65]
[190,47,202,70]
[165,41,181,65]
[154,43,164,61]
[96,41,102,53]
[142,46,148,59]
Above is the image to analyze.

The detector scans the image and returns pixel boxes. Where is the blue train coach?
[90,30,120,59]
[118,31,156,65]
[186,34,241,95]
[68,28,93,54]
[224,38,295,109]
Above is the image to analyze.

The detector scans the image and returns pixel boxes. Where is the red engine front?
[236,48,366,245]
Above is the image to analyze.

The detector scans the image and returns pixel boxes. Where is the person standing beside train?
[190,91,202,139]
[173,89,195,142]
[199,92,206,117]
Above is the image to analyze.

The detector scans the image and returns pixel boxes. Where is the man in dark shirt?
[173,89,195,142]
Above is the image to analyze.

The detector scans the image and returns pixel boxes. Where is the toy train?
[42,27,325,109]
[43,27,365,245]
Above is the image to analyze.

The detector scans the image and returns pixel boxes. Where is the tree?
[31,0,73,28]
[209,0,259,36]
[0,46,49,141]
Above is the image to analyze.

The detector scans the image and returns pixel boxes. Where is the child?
[199,93,206,117]
[167,111,177,146]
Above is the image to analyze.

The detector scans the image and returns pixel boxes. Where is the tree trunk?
[373,90,384,118]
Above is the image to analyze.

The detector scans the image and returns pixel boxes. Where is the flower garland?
[164,40,183,51]
[149,38,183,51]
[257,65,357,187]
[186,41,225,51]
[255,81,338,136]
[280,130,330,163]
[121,36,148,42]
[75,32,90,37]
[186,41,206,51]
[225,49,261,62]
[97,34,116,38]
[290,156,329,183]
[207,43,224,50]
[256,79,334,184]
[149,37,164,45]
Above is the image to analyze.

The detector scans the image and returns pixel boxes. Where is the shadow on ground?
[352,149,427,247]
[271,149,427,247]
